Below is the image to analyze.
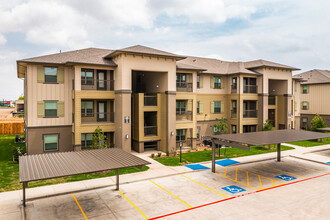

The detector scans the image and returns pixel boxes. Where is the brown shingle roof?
[244,59,300,70]
[105,45,186,60]
[295,69,330,84]
[18,48,117,66]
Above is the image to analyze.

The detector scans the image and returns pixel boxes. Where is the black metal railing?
[81,79,114,91]
[243,110,257,118]
[176,111,192,121]
[243,85,257,93]
[231,109,237,118]
[268,96,276,105]
[176,82,193,92]
[144,94,157,106]
[231,84,237,93]
[144,126,157,136]
[81,112,115,123]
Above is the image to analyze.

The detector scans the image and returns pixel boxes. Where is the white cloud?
[0,34,6,44]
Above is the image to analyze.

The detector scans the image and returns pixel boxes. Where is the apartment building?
[17,45,299,155]
[294,69,330,128]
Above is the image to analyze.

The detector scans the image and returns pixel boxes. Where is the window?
[197,101,200,114]
[81,133,93,149]
[302,118,308,128]
[302,101,308,110]
[214,101,221,113]
[45,101,57,117]
[176,129,186,142]
[176,101,186,115]
[232,125,237,134]
[44,67,57,83]
[302,85,308,94]
[44,135,58,151]
[232,100,237,113]
[81,69,94,85]
[197,75,200,88]
[81,101,93,116]
[232,77,237,89]
[196,126,200,140]
[176,74,186,88]
[214,77,221,89]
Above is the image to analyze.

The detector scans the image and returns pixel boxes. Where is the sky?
[1,0,330,100]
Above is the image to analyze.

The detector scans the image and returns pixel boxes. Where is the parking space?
[22,157,330,219]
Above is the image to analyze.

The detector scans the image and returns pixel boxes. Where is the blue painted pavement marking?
[222,185,246,194]
[215,159,240,167]
[275,175,297,181]
[326,162,330,165]
[185,164,210,170]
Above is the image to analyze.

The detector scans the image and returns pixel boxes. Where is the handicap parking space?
[21,156,330,220]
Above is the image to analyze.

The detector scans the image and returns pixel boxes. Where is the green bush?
[262,120,273,131]
[157,152,162,157]
[151,153,155,158]
[310,114,326,131]
[12,145,26,163]
[166,150,169,156]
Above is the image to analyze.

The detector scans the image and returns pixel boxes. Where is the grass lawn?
[0,135,149,192]
[287,138,330,147]
[154,145,294,166]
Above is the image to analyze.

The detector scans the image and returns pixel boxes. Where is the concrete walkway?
[0,143,329,219]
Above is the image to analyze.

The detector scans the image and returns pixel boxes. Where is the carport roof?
[19,148,150,183]
[211,130,330,146]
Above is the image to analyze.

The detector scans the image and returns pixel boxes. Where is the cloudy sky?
[1,0,329,100]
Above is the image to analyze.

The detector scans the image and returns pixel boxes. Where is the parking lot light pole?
[277,143,281,162]
[179,141,182,162]
[212,140,216,173]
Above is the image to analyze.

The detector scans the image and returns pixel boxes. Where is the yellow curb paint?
[118,191,148,220]
[72,194,88,220]
[281,161,326,174]
[181,174,228,198]
[254,163,307,178]
[150,180,192,208]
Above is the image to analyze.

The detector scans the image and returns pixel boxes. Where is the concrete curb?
[289,155,330,166]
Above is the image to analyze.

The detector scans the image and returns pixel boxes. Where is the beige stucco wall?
[300,83,330,115]
[26,64,73,127]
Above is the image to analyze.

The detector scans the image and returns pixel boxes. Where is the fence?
[0,122,24,135]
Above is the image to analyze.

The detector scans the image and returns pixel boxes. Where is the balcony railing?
[268,96,276,105]
[231,109,237,118]
[144,94,157,106]
[176,111,192,121]
[243,85,257,93]
[81,79,114,91]
[231,84,237,93]
[81,112,115,124]
[176,82,193,92]
[144,126,157,136]
[243,110,257,118]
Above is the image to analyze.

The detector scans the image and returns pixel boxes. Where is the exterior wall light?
[125,134,129,139]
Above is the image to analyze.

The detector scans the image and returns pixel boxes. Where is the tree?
[18,96,24,100]
[262,120,273,131]
[211,117,228,135]
[310,114,326,131]
[90,126,109,149]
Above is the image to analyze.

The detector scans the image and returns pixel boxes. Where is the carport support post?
[116,169,119,190]
[22,182,26,207]
[212,139,216,173]
[277,143,281,162]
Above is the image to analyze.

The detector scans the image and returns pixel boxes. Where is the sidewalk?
[0,143,329,220]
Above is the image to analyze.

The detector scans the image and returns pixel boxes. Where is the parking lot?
[21,157,330,220]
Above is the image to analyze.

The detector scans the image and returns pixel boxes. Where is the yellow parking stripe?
[271,179,275,187]
[72,194,88,220]
[224,167,228,177]
[150,180,192,208]
[181,175,228,198]
[246,171,249,186]
[118,191,148,219]
[235,167,238,181]
[215,173,259,190]
[254,163,307,178]
[258,175,263,189]
[281,161,326,174]
[232,166,285,184]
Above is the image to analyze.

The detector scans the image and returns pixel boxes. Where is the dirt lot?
[0,108,23,122]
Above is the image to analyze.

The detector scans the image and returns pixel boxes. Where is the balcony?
[243,85,257,94]
[268,96,276,105]
[231,85,237,93]
[81,79,114,91]
[176,82,193,92]
[243,110,257,118]
[144,94,157,106]
[81,112,115,124]
[176,111,192,121]
[144,126,157,137]
[231,109,237,118]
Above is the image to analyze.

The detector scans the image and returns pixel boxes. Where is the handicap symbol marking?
[275,175,297,181]
[222,185,246,194]
[185,164,210,170]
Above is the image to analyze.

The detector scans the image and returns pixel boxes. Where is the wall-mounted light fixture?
[125,134,129,139]
[171,131,174,136]
[124,116,130,123]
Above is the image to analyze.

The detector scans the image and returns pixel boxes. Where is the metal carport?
[210,130,330,173]
[19,148,150,207]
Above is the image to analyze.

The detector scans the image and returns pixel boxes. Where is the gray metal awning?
[210,130,330,173]
[19,148,150,206]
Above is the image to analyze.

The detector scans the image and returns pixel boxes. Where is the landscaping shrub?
[157,152,162,157]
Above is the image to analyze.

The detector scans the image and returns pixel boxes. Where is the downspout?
[73,66,75,151]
